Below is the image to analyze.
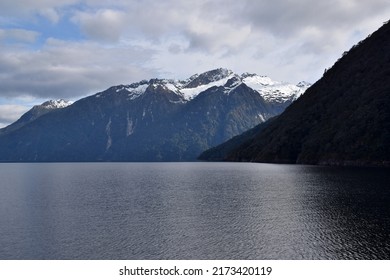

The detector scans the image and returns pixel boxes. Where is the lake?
[0,162,389,259]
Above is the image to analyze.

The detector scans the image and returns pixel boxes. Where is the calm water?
[0,162,389,259]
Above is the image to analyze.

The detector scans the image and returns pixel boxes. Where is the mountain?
[198,118,276,161]
[0,99,73,135]
[200,21,390,167]
[0,68,309,162]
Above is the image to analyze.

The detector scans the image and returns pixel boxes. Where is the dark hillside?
[213,21,390,166]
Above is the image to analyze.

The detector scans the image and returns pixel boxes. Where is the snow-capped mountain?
[100,68,310,104]
[0,68,310,162]
[0,99,73,135]
[40,99,73,109]
[241,73,309,103]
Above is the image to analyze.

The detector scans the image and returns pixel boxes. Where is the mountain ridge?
[93,68,309,104]
[200,21,390,167]
[0,99,73,135]
[0,68,310,162]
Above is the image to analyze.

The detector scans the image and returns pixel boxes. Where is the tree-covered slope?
[221,21,390,166]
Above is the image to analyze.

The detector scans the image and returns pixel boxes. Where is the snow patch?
[180,73,235,100]
[110,83,149,100]
[242,75,275,87]
[41,99,73,109]
[242,74,310,103]
[257,114,266,122]
[126,84,148,100]
[223,77,242,95]
[164,82,180,93]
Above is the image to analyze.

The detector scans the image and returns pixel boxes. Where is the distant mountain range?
[200,21,390,167]
[0,69,309,162]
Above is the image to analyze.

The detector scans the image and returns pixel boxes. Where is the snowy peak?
[111,81,150,100]
[241,74,311,103]
[40,99,73,109]
[241,73,275,86]
[224,76,242,88]
[184,68,233,88]
[179,69,236,100]
[0,99,74,134]
[103,68,236,101]
[100,68,310,103]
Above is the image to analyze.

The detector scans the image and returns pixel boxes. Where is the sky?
[0,0,389,128]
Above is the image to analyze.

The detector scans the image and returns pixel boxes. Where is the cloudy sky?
[0,0,389,127]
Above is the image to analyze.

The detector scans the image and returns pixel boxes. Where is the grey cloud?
[40,0,389,57]
[1,0,390,104]
[38,8,61,24]
[186,31,217,53]
[237,0,390,34]
[104,0,390,57]
[0,28,40,43]
[0,0,77,20]
[168,44,184,54]
[71,9,128,42]
[0,104,30,128]
[0,40,158,100]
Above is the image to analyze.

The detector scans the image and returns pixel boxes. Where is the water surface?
[0,162,389,259]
